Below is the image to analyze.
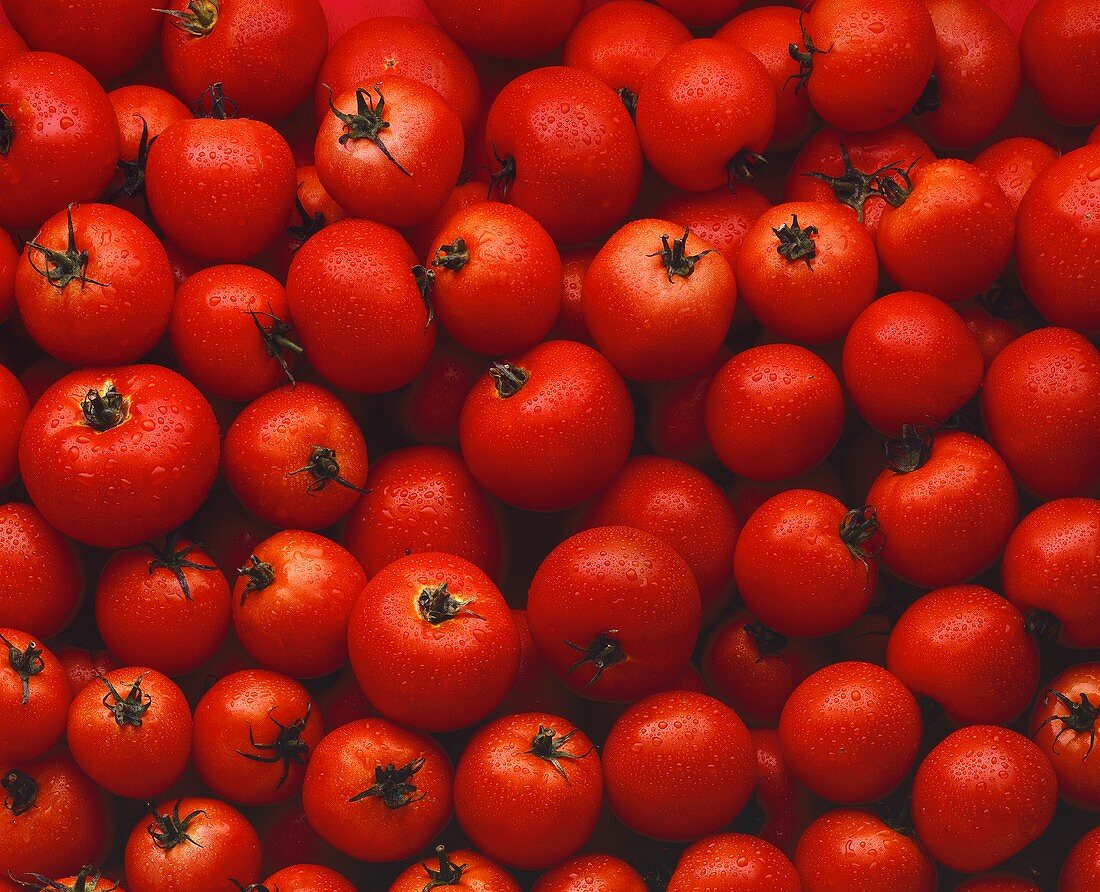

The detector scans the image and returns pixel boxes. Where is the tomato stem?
[1025,609,1061,642]
[565,632,626,687]
[287,187,328,252]
[237,555,276,604]
[432,238,470,272]
[285,446,367,495]
[772,214,818,269]
[349,758,426,809]
[419,845,467,889]
[786,8,832,94]
[245,306,302,386]
[81,383,129,432]
[526,725,593,782]
[490,362,529,399]
[839,505,885,589]
[647,227,714,281]
[617,87,638,117]
[190,82,237,119]
[235,703,312,789]
[112,115,156,204]
[25,204,109,290]
[883,425,934,473]
[100,674,152,727]
[147,533,217,601]
[2,769,39,816]
[146,799,206,850]
[325,84,410,176]
[11,865,117,892]
[417,582,484,624]
[726,149,767,188]
[0,633,44,706]
[0,106,12,155]
[488,143,516,201]
[1035,690,1098,759]
[155,0,219,37]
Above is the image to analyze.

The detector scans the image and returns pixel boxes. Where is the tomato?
[1031,662,1100,811]
[972,137,1059,214]
[635,39,775,192]
[186,485,276,583]
[604,691,755,840]
[583,219,735,382]
[392,339,481,448]
[419,202,561,356]
[527,526,701,702]
[159,0,327,123]
[1020,0,1100,126]
[955,302,1024,370]
[273,165,349,276]
[0,628,69,764]
[912,726,1057,874]
[734,490,881,638]
[146,98,296,262]
[1061,826,1100,892]
[453,712,601,869]
[19,365,220,549]
[495,609,581,721]
[0,751,113,879]
[108,85,190,163]
[1004,499,1100,649]
[1016,144,1100,333]
[94,536,230,677]
[0,365,28,488]
[349,552,518,732]
[954,878,1042,892]
[459,340,633,512]
[390,845,520,892]
[234,530,366,679]
[655,186,772,271]
[301,718,453,862]
[223,383,368,530]
[581,456,739,622]
[54,645,115,697]
[743,729,811,855]
[981,328,1100,498]
[263,864,357,892]
[794,0,936,133]
[485,66,641,244]
[728,463,847,525]
[0,228,15,323]
[13,867,121,892]
[16,203,173,366]
[124,797,262,892]
[422,0,582,59]
[641,351,727,470]
[533,854,645,892]
[0,52,119,231]
[668,833,799,892]
[0,26,27,65]
[285,219,434,394]
[716,6,817,151]
[404,181,486,263]
[315,16,481,138]
[794,809,936,892]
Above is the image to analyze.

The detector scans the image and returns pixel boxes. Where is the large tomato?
[1062,826,1100,892]
[0,628,69,764]
[972,136,1059,213]
[262,864,357,892]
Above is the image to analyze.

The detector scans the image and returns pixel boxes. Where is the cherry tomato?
[0,628,69,764]
[422,0,582,59]
[1020,0,1100,125]
[1061,826,1100,892]
[390,845,520,892]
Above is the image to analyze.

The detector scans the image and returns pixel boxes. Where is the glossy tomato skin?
[0,25,27,64]
[392,337,483,446]
[669,835,799,892]
[955,878,1042,892]
[0,504,83,638]
[604,691,756,841]
[981,328,1100,498]
[454,712,601,869]
[485,66,641,244]
[1030,663,1100,810]
[349,552,517,732]
[109,85,190,160]
[635,39,775,192]
[655,186,772,269]
[583,219,735,382]
[0,628,70,764]
[263,864,357,892]
[390,847,521,892]
[232,530,366,679]
[459,340,633,513]
[286,219,434,394]
[301,718,453,862]
[912,726,1057,874]
[973,137,1059,213]
[274,164,349,276]
[728,463,847,525]
[1061,826,1100,892]
[55,645,116,697]
[423,0,582,59]
[794,809,936,892]
[527,526,701,702]
[533,853,647,892]
[19,365,220,549]
[0,52,118,231]
[1020,0,1100,126]
[0,364,28,488]
[223,383,368,530]
[553,246,593,344]
[404,181,486,264]
[748,728,811,855]
[955,303,1024,370]
[1004,499,1100,648]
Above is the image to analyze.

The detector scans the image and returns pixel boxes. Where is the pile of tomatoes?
[1,0,1100,889]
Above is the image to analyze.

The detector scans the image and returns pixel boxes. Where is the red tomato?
[19,365,219,549]
[1061,826,1100,892]
[745,728,811,855]
[273,164,349,276]
[404,181,486,263]
[667,833,799,891]
[54,645,115,697]
[459,340,633,512]
[0,25,27,65]
[263,864,357,892]
[655,186,772,269]
[0,228,15,322]
[390,845,520,892]
[604,691,756,841]
[301,718,453,862]
[955,302,1024,370]
[1030,662,1100,810]
[635,39,775,192]
[912,726,1057,874]
[550,247,593,343]
[108,85,190,162]
[0,628,69,764]
[641,351,728,469]
[1020,0,1100,125]
[19,868,120,892]
[392,338,482,446]
[727,462,847,525]
[955,878,1042,892]
[973,137,1059,213]
[422,0,582,59]
[533,853,645,892]
[454,712,601,869]
[0,364,27,488]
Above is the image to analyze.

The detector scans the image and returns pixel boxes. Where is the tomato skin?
[635,39,775,193]
[641,350,727,470]
[108,85,190,160]
[349,551,518,731]
[667,832,799,892]
[264,864,357,892]
[954,878,1041,892]
[233,530,366,679]
[748,728,810,855]
[955,303,1023,370]
[1030,663,1100,810]
[0,628,70,764]
[794,809,936,892]
[390,847,520,892]
[0,25,28,65]
[0,52,119,231]
[0,228,16,323]
[728,463,847,525]
[655,186,772,269]
[485,66,641,244]
[273,164,349,276]
[1061,826,1100,892]
[54,645,116,697]
[459,340,634,513]
[981,328,1100,498]
[973,137,1059,214]
[0,364,28,488]
[223,383,368,531]
[912,726,1057,874]
[422,0,582,59]
[454,712,601,869]
[604,691,756,841]
[286,219,434,394]
[301,718,454,863]
[533,854,646,892]
[1020,0,1100,126]
[527,526,701,702]
[404,181,486,264]
[19,365,220,549]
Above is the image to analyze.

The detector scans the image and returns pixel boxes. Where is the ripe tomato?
[286,219,434,394]
[19,365,220,549]
[0,504,82,639]
[0,751,113,879]
[1061,826,1100,892]
[744,728,811,855]
[159,0,327,123]
[604,691,755,841]
[527,526,701,702]
[459,340,633,512]
[94,536,230,677]
[108,85,190,162]
[0,25,27,65]
[972,137,1059,213]
[301,718,453,862]
[583,219,735,382]
[124,797,262,892]
[485,66,641,244]
[912,726,1057,874]
[0,52,119,231]
[54,645,116,697]
[223,383,368,530]
[1030,662,1100,810]
[0,364,28,488]
[273,164,349,276]
[422,0,582,59]
[734,490,881,638]
[728,463,847,524]
[955,302,1024,370]
[0,628,69,764]
[954,878,1041,892]
[495,609,582,721]
[655,186,772,270]
[262,864,357,892]
[390,845,520,892]
[981,328,1100,498]
[233,530,366,679]
[15,867,120,892]
[668,833,800,892]
[392,337,482,446]
[1004,499,1100,649]
[635,39,775,192]
[533,854,646,892]
[16,204,173,367]
[454,712,601,869]
[1020,0,1100,125]
[794,809,936,892]
[404,181,486,264]
[419,202,562,356]
[641,350,728,469]
[0,228,16,322]
[66,668,192,799]
[349,552,518,732]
